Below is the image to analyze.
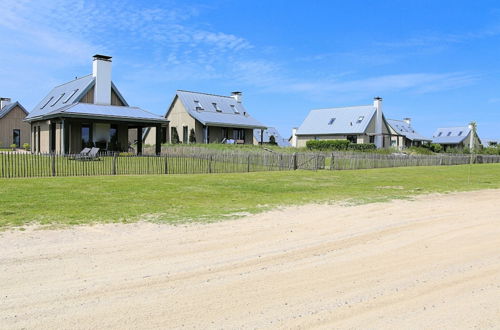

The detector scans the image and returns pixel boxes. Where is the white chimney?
[403,117,411,125]
[0,97,11,109]
[231,91,242,103]
[373,97,383,148]
[291,127,298,147]
[92,54,112,105]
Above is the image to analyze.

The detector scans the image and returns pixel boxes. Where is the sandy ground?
[1,190,500,329]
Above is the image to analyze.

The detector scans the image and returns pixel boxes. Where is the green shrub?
[23,143,30,151]
[407,146,434,155]
[10,143,17,150]
[306,139,350,150]
[348,143,376,151]
[482,147,500,155]
[429,143,443,153]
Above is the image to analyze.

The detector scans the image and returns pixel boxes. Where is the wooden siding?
[0,105,30,148]
[80,86,95,104]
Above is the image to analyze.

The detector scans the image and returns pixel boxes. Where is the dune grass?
[1,164,500,229]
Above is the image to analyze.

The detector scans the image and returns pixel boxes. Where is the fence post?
[164,153,169,174]
[247,154,250,172]
[209,155,213,173]
[293,153,298,170]
[330,153,335,170]
[51,153,56,177]
[112,152,117,175]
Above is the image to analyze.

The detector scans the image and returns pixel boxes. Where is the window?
[64,89,79,103]
[328,118,336,125]
[356,116,364,123]
[369,136,375,144]
[183,126,188,144]
[230,104,239,114]
[437,132,443,137]
[222,127,229,139]
[109,125,118,150]
[212,103,222,112]
[81,124,91,148]
[447,132,452,136]
[194,100,204,111]
[161,127,168,144]
[233,128,245,141]
[51,93,65,106]
[13,129,20,148]
[41,96,54,109]
[346,135,357,144]
[458,131,463,136]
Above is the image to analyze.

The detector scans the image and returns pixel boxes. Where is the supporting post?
[61,119,65,155]
[203,126,208,144]
[155,124,162,155]
[260,129,264,145]
[137,127,143,155]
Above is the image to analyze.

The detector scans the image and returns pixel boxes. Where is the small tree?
[268,135,277,145]
[171,127,180,144]
[189,128,196,144]
[23,143,30,151]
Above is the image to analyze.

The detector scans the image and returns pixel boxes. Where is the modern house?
[25,55,168,154]
[292,97,392,148]
[0,98,30,148]
[146,90,266,145]
[253,127,291,147]
[387,118,431,149]
[432,125,482,150]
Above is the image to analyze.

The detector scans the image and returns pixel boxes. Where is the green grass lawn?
[1,164,500,229]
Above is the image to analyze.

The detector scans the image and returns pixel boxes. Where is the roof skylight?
[212,103,222,112]
[194,100,204,111]
[328,118,336,125]
[41,96,54,109]
[356,116,364,123]
[437,132,443,137]
[51,93,65,106]
[447,132,452,136]
[458,131,463,136]
[230,104,239,114]
[63,89,79,104]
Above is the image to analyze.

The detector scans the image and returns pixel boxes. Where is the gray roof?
[25,74,129,121]
[387,119,431,142]
[432,126,471,144]
[31,102,167,123]
[296,105,375,135]
[174,90,266,129]
[0,101,29,119]
[254,127,291,147]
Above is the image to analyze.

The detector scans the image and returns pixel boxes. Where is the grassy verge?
[1,164,500,229]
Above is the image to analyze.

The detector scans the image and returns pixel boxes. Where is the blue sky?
[1,0,500,140]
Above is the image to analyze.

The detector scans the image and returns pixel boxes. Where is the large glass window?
[81,124,91,148]
[346,135,356,144]
[233,129,245,141]
[13,129,20,148]
[183,126,188,144]
[109,124,118,150]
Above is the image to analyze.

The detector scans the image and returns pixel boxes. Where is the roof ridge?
[52,74,93,89]
[177,89,234,99]
[311,104,373,111]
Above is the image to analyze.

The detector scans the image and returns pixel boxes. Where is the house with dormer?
[151,90,266,145]
[432,125,482,150]
[387,118,431,149]
[0,98,30,148]
[25,55,168,154]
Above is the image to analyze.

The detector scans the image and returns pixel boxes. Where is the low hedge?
[306,139,376,151]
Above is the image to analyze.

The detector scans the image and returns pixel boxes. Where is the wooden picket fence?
[0,150,324,178]
[329,152,500,170]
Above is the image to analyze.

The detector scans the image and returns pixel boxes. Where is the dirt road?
[1,190,500,329]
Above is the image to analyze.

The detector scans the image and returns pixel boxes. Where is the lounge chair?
[72,148,91,160]
[79,147,100,161]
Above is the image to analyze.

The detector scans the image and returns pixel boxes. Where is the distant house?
[293,97,392,148]
[432,126,481,150]
[0,98,30,149]
[253,127,291,147]
[146,90,266,145]
[25,55,168,154]
[387,118,431,149]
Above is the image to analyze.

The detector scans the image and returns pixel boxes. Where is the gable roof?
[0,101,29,119]
[387,119,431,142]
[254,127,291,147]
[432,126,471,144]
[25,75,129,121]
[172,90,266,129]
[296,105,375,135]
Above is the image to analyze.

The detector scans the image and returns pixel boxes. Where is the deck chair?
[72,147,91,160]
[79,147,100,161]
